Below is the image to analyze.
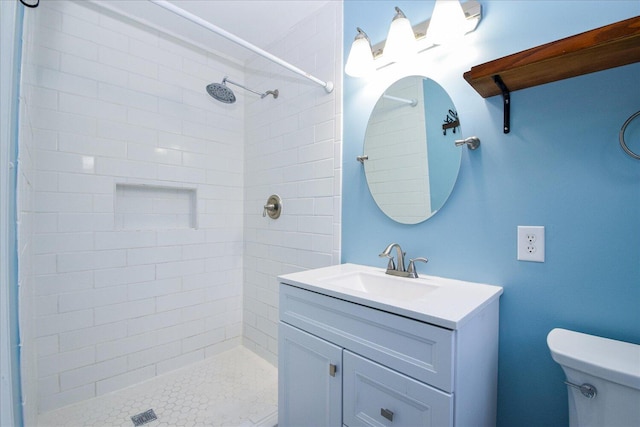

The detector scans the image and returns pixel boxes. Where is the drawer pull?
[329,363,337,377]
[381,408,394,422]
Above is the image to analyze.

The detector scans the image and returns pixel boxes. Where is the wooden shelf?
[464,16,640,98]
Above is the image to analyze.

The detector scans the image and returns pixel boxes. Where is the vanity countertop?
[278,263,503,330]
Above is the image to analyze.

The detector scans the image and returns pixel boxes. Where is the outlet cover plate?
[517,226,545,262]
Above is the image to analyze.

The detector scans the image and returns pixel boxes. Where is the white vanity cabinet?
[279,323,342,426]
[277,264,503,427]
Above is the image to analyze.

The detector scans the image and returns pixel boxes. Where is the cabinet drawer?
[343,351,452,427]
[280,284,454,392]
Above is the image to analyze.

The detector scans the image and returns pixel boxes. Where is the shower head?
[206,77,278,103]
[206,81,236,104]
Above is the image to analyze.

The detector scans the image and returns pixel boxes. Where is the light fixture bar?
[370,0,481,68]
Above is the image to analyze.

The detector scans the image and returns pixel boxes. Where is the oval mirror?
[363,76,462,224]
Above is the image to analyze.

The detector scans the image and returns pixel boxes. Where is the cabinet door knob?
[381,408,394,422]
[329,363,337,377]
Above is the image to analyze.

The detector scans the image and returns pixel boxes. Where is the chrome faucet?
[379,243,428,278]
[379,243,406,275]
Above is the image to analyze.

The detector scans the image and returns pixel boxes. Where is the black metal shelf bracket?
[493,75,511,134]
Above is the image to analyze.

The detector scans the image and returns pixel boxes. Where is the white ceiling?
[93,0,332,63]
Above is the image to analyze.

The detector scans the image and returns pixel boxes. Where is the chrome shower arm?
[223,77,267,98]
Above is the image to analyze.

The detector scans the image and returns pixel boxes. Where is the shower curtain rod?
[383,94,418,107]
[148,0,334,93]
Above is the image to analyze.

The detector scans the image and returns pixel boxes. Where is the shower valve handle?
[263,204,275,217]
[262,195,282,219]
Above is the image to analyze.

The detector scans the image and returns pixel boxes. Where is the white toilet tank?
[547,328,640,427]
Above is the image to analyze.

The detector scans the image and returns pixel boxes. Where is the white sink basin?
[278,263,503,329]
[317,271,439,301]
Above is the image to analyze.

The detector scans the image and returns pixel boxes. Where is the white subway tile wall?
[19,0,342,416]
[242,2,343,364]
[20,0,246,413]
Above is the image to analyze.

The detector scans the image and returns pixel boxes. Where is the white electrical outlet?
[517,226,545,262]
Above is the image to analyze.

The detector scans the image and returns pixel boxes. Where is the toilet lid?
[547,328,640,390]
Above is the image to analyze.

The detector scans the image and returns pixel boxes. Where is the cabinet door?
[279,322,342,427]
[343,351,452,427]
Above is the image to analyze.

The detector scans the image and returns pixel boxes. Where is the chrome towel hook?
[619,110,640,160]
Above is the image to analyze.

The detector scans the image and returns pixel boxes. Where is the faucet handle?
[407,257,429,278]
[379,253,396,271]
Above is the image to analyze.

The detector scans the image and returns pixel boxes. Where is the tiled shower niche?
[115,184,197,230]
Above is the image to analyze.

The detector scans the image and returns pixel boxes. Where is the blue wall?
[342,2,640,426]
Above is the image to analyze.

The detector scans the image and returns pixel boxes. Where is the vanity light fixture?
[383,7,418,63]
[344,0,482,77]
[344,28,376,77]
[426,0,467,45]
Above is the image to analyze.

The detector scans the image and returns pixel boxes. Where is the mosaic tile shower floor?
[38,347,278,427]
